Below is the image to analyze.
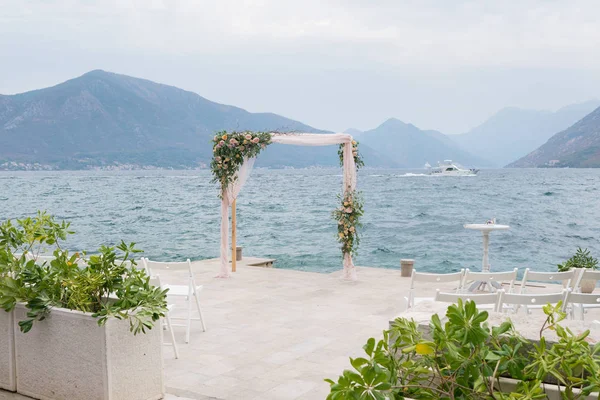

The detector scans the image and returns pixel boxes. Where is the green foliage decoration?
[210,131,272,196]
[332,191,364,257]
[558,247,598,272]
[325,299,600,399]
[0,212,168,335]
[338,140,364,169]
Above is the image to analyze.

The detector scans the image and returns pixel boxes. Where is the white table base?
[463,225,510,292]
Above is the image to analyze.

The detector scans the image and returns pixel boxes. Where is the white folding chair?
[519,269,575,293]
[26,253,89,267]
[133,259,149,273]
[434,290,500,312]
[150,276,179,359]
[573,268,600,293]
[404,269,464,311]
[565,292,600,320]
[497,289,569,314]
[518,269,574,313]
[142,258,207,343]
[26,254,55,264]
[462,268,518,293]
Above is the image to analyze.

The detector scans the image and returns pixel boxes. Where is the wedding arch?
[211,131,363,280]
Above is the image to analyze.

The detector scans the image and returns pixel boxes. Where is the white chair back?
[26,253,89,267]
[26,253,56,264]
[462,268,518,292]
[566,292,600,306]
[117,259,133,267]
[520,269,575,293]
[148,275,162,288]
[574,268,600,292]
[29,254,55,264]
[142,258,194,277]
[497,289,568,314]
[434,290,499,311]
[406,269,464,310]
[410,269,465,286]
[566,289,600,320]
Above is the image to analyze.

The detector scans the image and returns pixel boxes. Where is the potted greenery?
[0,212,168,400]
[558,247,598,293]
[326,300,600,399]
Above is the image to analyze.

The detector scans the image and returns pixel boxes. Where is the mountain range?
[451,101,600,167]
[508,105,600,168]
[1,70,599,169]
[0,70,395,169]
[350,119,490,168]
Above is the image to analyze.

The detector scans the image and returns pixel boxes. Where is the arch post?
[231,199,237,272]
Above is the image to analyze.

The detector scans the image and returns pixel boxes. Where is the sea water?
[1,168,599,274]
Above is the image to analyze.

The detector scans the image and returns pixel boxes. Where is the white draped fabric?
[217,133,358,280]
[217,157,256,278]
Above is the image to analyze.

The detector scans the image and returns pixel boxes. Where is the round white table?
[464,224,510,291]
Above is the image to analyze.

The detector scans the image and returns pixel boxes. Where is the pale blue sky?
[1,0,599,133]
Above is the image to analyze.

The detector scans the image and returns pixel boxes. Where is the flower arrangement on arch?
[210,131,272,195]
[338,140,364,169]
[332,190,364,256]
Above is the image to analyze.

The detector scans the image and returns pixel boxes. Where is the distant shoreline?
[0,165,592,172]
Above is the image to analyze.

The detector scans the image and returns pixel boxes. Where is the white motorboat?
[426,160,478,176]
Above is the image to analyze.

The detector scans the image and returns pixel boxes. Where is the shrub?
[326,300,600,399]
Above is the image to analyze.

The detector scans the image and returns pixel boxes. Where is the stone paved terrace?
[2,261,597,400]
[162,262,418,400]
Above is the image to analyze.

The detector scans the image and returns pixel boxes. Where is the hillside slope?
[452,101,600,167]
[508,106,600,168]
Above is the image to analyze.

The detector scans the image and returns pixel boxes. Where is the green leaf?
[472,311,488,325]
[350,357,369,371]
[363,338,375,356]
[415,342,435,355]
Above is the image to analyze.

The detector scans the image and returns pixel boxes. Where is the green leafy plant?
[210,130,272,196]
[326,299,600,399]
[527,303,600,399]
[0,213,167,335]
[558,247,598,272]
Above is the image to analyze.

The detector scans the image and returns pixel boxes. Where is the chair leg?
[571,304,584,320]
[403,296,410,312]
[165,314,179,359]
[193,290,207,332]
[185,296,192,344]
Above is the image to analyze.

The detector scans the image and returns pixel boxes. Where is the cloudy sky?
[1,0,599,133]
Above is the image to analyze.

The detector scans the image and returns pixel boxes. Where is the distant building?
[548,160,560,166]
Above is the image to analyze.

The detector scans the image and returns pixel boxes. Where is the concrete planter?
[394,377,596,398]
[14,304,164,400]
[0,309,16,391]
[581,278,596,294]
[495,377,598,399]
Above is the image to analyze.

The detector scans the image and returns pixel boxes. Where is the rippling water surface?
[1,169,599,274]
